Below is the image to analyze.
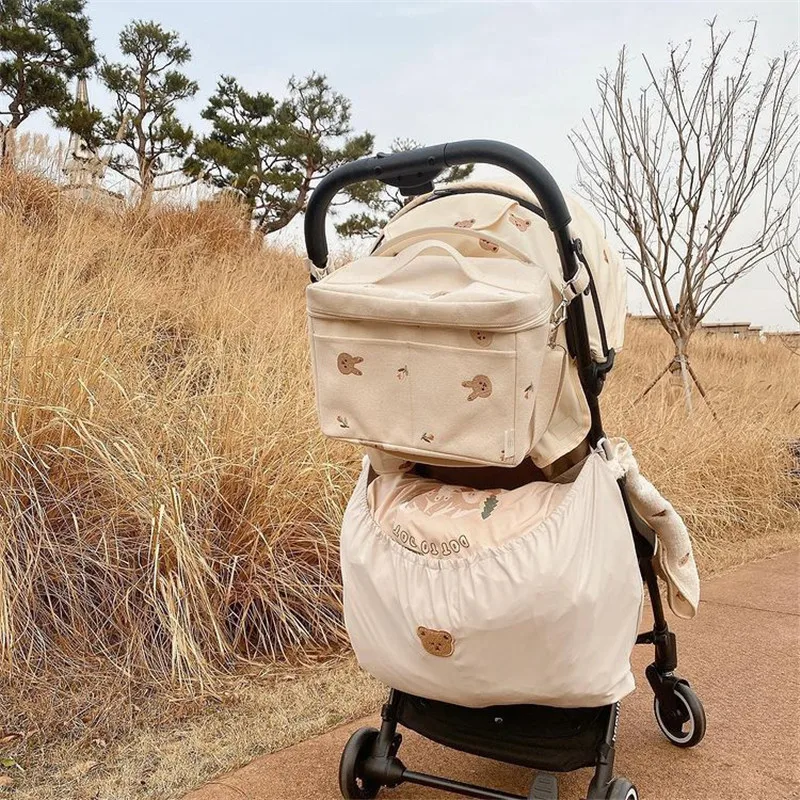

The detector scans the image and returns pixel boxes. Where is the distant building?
[700,321,763,339]
[627,313,662,327]
[763,330,800,345]
[62,78,125,204]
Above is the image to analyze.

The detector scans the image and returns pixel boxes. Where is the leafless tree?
[770,225,800,328]
[571,20,799,410]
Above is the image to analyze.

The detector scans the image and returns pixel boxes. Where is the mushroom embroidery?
[479,238,499,253]
[524,383,534,400]
[337,352,363,376]
[336,415,350,429]
[462,374,492,401]
[397,366,408,381]
[454,218,476,228]
[470,330,494,347]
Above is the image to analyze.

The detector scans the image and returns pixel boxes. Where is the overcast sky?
[25,0,800,329]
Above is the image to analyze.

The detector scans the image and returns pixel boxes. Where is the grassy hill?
[0,168,797,757]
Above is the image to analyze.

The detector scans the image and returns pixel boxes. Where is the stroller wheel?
[339,726,381,799]
[653,682,706,748]
[604,777,639,799]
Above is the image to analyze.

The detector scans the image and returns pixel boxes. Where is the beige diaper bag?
[306,239,558,467]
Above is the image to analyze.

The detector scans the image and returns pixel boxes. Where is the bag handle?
[372,239,487,284]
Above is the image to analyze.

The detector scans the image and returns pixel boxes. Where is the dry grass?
[0,168,796,798]
[10,656,384,800]
[603,322,799,567]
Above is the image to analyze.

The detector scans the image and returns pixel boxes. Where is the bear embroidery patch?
[337,353,363,376]
[470,330,494,347]
[508,212,531,231]
[462,374,492,401]
[454,218,476,228]
[416,626,454,657]
[479,238,499,253]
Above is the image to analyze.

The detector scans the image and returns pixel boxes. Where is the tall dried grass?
[0,169,796,746]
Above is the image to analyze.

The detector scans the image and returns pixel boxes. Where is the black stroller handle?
[303,139,581,283]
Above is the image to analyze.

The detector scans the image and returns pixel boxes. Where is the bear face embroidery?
[454,218,476,228]
[462,374,492,401]
[479,238,499,253]
[416,626,454,657]
[470,330,494,347]
[337,352,363,376]
[508,212,531,231]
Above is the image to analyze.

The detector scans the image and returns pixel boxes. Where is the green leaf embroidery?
[481,495,499,520]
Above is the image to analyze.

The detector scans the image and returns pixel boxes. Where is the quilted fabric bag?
[306,239,556,467]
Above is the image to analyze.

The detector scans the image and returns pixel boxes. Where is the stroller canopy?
[370,181,627,467]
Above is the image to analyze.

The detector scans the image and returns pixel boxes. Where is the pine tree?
[0,0,96,167]
[186,72,373,235]
[481,495,499,520]
[98,20,198,208]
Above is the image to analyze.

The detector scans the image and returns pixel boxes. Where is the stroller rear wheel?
[339,726,381,799]
[653,682,706,748]
[605,777,639,799]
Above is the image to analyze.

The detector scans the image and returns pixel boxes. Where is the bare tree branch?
[571,20,799,408]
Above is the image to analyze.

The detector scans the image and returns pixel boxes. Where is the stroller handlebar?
[303,139,580,282]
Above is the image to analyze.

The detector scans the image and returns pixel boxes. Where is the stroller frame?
[305,141,705,800]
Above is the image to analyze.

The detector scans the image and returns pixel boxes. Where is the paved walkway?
[185,551,800,800]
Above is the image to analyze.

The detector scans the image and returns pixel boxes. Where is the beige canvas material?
[375,183,626,359]
[606,438,700,619]
[341,453,643,709]
[306,240,557,467]
[368,469,572,557]
[373,184,626,467]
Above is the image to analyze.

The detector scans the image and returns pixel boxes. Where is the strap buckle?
[306,257,330,282]
[548,295,568,347]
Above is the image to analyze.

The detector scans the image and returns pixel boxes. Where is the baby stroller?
[304,140,705,800]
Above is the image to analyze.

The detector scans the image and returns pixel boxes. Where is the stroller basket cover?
[304,141,705,800]
[342,452,643,709]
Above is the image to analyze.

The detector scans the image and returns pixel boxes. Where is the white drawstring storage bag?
[340,451,644,709]
[307,239,557,467]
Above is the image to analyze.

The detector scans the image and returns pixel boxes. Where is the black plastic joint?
[363,755,405,787]
[654,629,678,673]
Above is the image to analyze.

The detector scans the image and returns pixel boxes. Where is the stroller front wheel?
[605,777,639,799]
[653,682,706,748]
[339,726,381,799]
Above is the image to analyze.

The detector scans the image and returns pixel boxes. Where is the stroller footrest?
[530,773,559,799]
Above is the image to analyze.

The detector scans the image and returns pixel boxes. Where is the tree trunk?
[0,124,16,172]
[674,338,693,413]
[138,170,154,214]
